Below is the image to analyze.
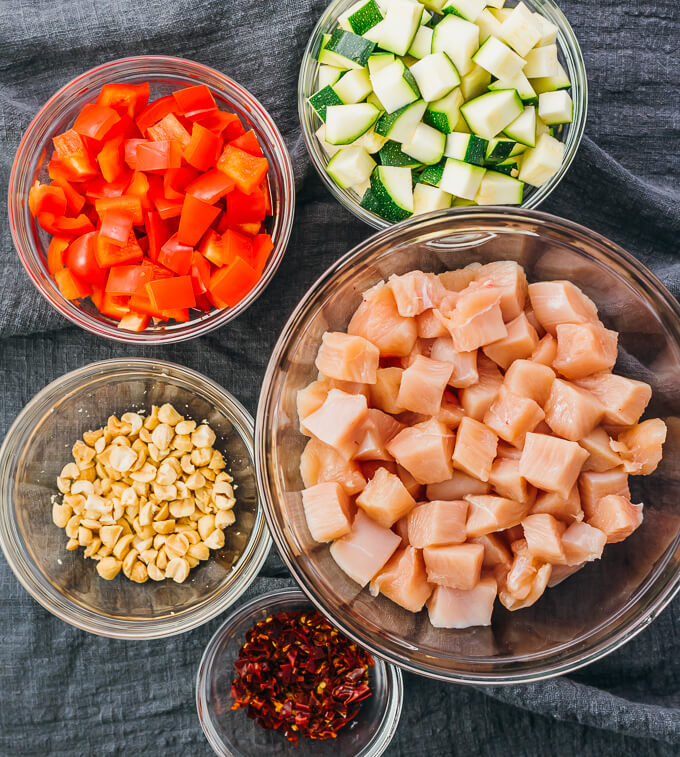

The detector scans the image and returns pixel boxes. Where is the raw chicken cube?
[483,312,539,370]
[423,543,485,590]
[519,433,589,499]
[583,494,643,544]
[503,359,555,406]
[496,440,523,460]
[579,468,630,512]
[500,562,551,611]
[460,354,503,421]
[528,280,599,335]
[400,337,434,368]
[498,538,552,610]
[488,457,536,504]
[430,337,479,388]
[524,305,545,336]
[438,264,481,292]
[426,472,490,501]
[610,418,667,475]
[473,261,528,321]
[315,331,380,384]
[389,271,447,316]
[325,376,371,400]
[393,515,410,546]
[548,563,585,587]
[427,576,497,628]
[561,521,606,565]
[452,417,498,482]
[348,282,418,357]
[575,372,652,426]
[436,392,465,429]
[387,418,455,484]
[531,333,558,366]
[578,427,622,472]
[416,308,449,338]
[300,438,366,495]
[465,494,530,537]
[530,485,583,523]
[369,366,405,415]
[469,533,512,568]
[521,513,567,564]
[356,466,416,528]
[369,546,433,612]
[544,379,604,441]
[440,285,508,352]
[297,380,329,435]
[552,322,618,379]
[483,387,545,445]
[407,500,468,548]
[304,388,368,459]
[354,408,404,461]
[361,460,396,481]
[397,355,453,416]
[397,465,425,501]
[329,510,401,587]
[301,482,354,542]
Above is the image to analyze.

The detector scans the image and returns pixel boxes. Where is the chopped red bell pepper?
[126,170,152,211]
[190,250,212,295]
[217,145,269,195]
[95,195,143,225]
[158,233,194,275]
[29,182,67,217]
[144,210,171,261]
[55,267,92,300]
[147,113,191,150]
[186,168,235,204]
[47,236,70,274]
[117,311,151,332]
[226,186,267,225]
[97,82,150,118]
[97,136,125,183]
[136,94,178,134]
[173,84,216,116]
[164,166,199,200]
[251,233,274,276]
[74,104,121,141]
[105,263,154,295]
[208,256,259,308]
[184,123,221,171]
[38,212,95,237]
[66,232,107,286]
[136,140,182,172]
[99,209,134,245]
[229,129,263,157]
[146,275,196,310]
[193,110,242,136]
[52,129,98,180]
[201,228,252,267]
[91,287,130,320]
[95,231,144,268]
[177,194,221,247]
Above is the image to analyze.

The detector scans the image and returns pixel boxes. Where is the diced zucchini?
[374,99,427,141]
[453,197,477,206]
[460,88,523,139]
[476,9,504,43]
[444,132,488,165]
[459,64,492,100]
[410,52,461,103]
[523,44,559,78]
[533,12,558,45]
[338,0,383,35]
[318,34,349,70]
[538,90,573,125]
[494,156,521,177]
[498,2,542,56]
[325,103,382,144]
[423,87,464,133]
[318,65,344,89]
[379,140,424,168]
[442,0,485,22]
[421,9,433,25]
[354,178,372,197]
[327,146,377,188]
[485,0,505,8]
[485,137,518,163]
[472,36,526,81]
[490,8,513,22]
[408,25,434,59]
[323,29,376,69]
[369,165,414,221]
[535,115,550,139]
[531,62,571,93]
[431,13,479,77]
[308,85,344,121]
[366,91,386,110]
[488,70,537,105]
[370,59,421,113]
[368,52,396,76]
[354,126,389,153]
[364,0,423,57]
[417,160,446,187]
[360,185,383,214]
[503,105,536,146]
[315,124,342,158]
[475,170,523,204]
[419,0,448,11]
[413,182,453,214]
[401,122,447,164]
[440,158,486,199]
[518,132,565,187]
[334,68,373,104]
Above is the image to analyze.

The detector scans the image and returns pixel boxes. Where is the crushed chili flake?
[230,609,374,744]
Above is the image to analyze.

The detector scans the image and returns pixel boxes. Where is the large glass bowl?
[0,358,271,638]
[298,0,587,228]
[196,587,403,757]
[8,56,295,344]
[256,207,680,683]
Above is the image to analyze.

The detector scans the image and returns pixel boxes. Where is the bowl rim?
[255,206,680,684]
[0,357,272,639]
[8,54,296,345]
[297,0,588,229]
[195,586,404,757]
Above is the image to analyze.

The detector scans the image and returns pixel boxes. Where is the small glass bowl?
[298,0,587,228]
[196,587,403,757]
[0,358,271,638]
[256,207,680,683]
[8,56,295,343]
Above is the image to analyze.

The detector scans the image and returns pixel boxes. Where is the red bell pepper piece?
[190,250,212,295]
[193,110,242,136]
[124,138,146,169]
[158,233,193,275]
[136,95,178,134]
[97,136,125,183]
[201,228,252,267]
[223,117,246,141]
[99,209,134,245]
[184,123,221,171]
[97,82,150,118]
[118,311,151,332]
[146,275,196,310]
[177,194,221,247]
[91,288,130,320]
[228,129,263,157]
[95,231,144,268]
[94,195,143,226]
[186,169,235,204]
[152,193,184,220]
[66,231,107,286]
[163,166,199,200]
[128,292,168,319]
[48,158,82,184]
[225,186,267,225]
[38,213,95,237]
[105,263,154,295]
[147,113,191,149]
[47,236,70,274]
[208,256,259,308]
[55,268,92,300]
[135,140,182,172]
[73,104,121,141]
[29,182,67,217]
[172,84,216,116]
[160,307,191,322]
[126,170,152,211]
[52,129,98,180]
[144,211,171,261]
[51,178,87,215]
[231,222,262,236]
[251,233,274,276]
[217,145,269,195]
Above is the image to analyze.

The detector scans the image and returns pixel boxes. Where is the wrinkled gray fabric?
[1,0,679,755]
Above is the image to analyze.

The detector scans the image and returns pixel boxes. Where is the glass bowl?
[8,55,295,344]
[0,358,271,638]
[196,587,403,757]
[298,0,587,228]
[256,207,680,683]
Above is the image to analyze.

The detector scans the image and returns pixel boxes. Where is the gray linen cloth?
[1,1,679,754]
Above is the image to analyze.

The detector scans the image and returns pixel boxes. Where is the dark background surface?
[1,1,679,754]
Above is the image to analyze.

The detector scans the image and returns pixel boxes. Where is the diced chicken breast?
[499,538,551,610]
[528,280,599,335]
[393,515,410,546]
[484,387,545,446]
[354,408,404,461]
[473,261,528,321]
[427,576,497,628]
[465,494,530,537]
[330,510,401,587]
[297,380,329,435]
[397,465,425,500]
[470,533,512,568]
[561,521,606,565]
[531,333,558,366]
[460,354,503,420]
[548,562,585,587]
[400,337,434,369]
[397,355,452,416]
[315,331,380,385]
[579,468,630,512]
[300,438,367,495]
[369,546,433,612]
[436,392,465,429]
[426,472,490,501]
[369,367,405,415]
[389,271,447,316]
[304,388,368,459]
[583,494,643,544]
[325,376,371,400]
[521,513,567,564]
[438,264,482,292]
[579,427,622,472]
[416,308,449,338]
[500,562,551,611]
[609,418,667,475]
[430,337,479,388]
[301,482,354,542]
[483,313,540,370]
[552,322,618,380]
[423,543,484,590]
[387,418,455,484]
[440,286,508,352]
[574,373,652,426]
[356,466,416,528]
[496,440,523,460]
[407,500,468,548]
[544,379,604,441]
[452,417,498,482]
[530,485,583,523]
[488,457,536,504]
[524,305,545,336]
[519,433,589,499]
[360,460,397,481]
[348,282,418,357]
[503,359,555,406]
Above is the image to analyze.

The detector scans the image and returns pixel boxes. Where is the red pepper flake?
[230,609,374,744]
